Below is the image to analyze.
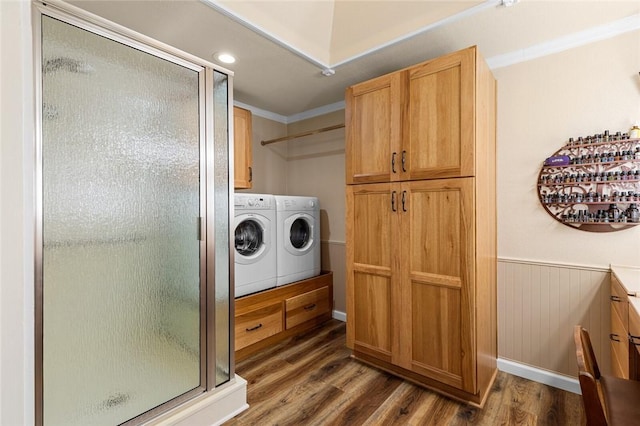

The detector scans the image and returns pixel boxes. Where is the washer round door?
[283,213,316,255]
[234,214,270,264]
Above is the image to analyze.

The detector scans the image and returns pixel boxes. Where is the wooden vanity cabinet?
[610,274,630,378]
[233,106,253,189]
[345,45,497,407]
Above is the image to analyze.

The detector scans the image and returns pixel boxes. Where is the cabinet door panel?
[611,306,630,379]
[401,178,475,392]
[346,73,403,184]
[346,184,398,362]
[234,106,253,189]
[406,48,474,179]
[353,273,392,361]
[411,283,463,387]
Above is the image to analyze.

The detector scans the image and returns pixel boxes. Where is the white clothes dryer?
[234,193,277,298]
[274,195,321,286]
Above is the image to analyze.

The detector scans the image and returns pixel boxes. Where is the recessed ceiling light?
[214,52,236,64]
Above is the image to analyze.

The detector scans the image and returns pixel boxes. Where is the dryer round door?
[234,214,271,265]
[283,213,316,256]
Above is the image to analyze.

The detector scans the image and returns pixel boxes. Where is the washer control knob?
[309,200,315,208]
[248,199,255,206]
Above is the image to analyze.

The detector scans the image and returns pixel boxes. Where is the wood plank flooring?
[225,320,584,425]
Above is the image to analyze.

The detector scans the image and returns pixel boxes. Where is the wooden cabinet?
[345,47,476,185]
[610,267,640,380]
[611,274,630,378]
[233,106,253,189]
[235,272,333,361]
[345,46,496,406]
[235,303,283,351]
[345,73,403,184]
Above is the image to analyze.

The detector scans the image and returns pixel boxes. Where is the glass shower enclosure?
[35,4,232,425]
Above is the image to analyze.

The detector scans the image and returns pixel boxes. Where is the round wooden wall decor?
[537,131,640,232]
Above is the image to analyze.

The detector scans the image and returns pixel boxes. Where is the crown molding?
[233,101,288,124]
[201,0,501,71]
[200,0,329,69]
[286,101,346,124]
[330,0,502,68]
[487,12,640,69]
[235,11,640,122]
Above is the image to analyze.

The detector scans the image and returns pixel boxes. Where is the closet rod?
[261,123,345,146]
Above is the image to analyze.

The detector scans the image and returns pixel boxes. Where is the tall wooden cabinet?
[345,46,497,406]
[234,106,253,189]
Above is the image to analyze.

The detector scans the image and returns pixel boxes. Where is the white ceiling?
[70,0,640,120]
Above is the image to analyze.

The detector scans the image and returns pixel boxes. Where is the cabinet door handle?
[304,303,317,311]
[610,333,621,342]
[246,323,263,332]
[630,334,640,346]
[610,295,622,302]
[391,152,397,174]
[248,166,253,182]
[402,191,407,212]
[401,150,407,172]
[391,191,397,212]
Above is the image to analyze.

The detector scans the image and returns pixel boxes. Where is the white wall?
[494,30,640,268]
[239,110,348,314]
[0,0,35,424]
[493,30,640,383]
[286,111,346,313]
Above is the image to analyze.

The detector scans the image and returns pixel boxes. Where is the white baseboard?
[332,310,346,322]
[150,375,248,425]
[497,358,580,395]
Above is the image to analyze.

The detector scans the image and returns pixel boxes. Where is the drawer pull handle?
[304,303,317,311]
[610,333,621,342]
[610,295,622,302]
[630,335,640,346]
[246,323,263,332]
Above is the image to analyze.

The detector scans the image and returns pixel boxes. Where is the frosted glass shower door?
[41,16,206,425]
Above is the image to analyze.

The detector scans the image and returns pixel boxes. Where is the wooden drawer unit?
[285,286,330,329]
[611,274,629,322]
[610,274,630,378]
[235,271,333,361]
[611,305,630,379]
[235,303,283,351]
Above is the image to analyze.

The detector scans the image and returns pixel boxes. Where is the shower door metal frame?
[32,1,235,424]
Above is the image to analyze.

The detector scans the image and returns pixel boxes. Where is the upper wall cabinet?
[345,47,477,184]
[345,73,403,184]
[234,106,253,189]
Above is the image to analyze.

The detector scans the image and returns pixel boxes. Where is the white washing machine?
[234,193,277,298]
[275,195,321,286]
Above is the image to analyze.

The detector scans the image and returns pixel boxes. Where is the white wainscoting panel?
[498,258,611,378]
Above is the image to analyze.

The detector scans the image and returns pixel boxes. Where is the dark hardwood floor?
[225,320,584,425]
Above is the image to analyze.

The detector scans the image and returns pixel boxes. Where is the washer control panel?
[235,194,274,210]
